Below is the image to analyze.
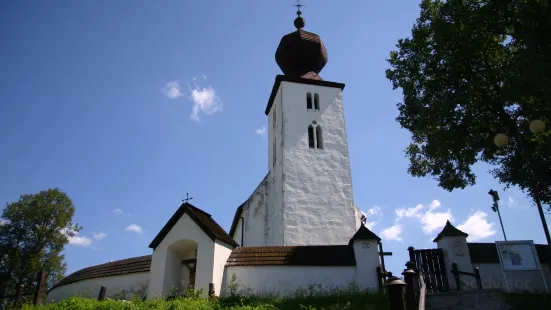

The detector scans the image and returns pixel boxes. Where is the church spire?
[275,1,328,79]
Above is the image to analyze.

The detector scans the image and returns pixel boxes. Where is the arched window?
[316,126,323,149]
[308,125,315,148]
[306,93,313,110]
[314,93,320,110]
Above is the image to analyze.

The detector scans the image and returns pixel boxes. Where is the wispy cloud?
[457,211,496,241]
[125,224,143,234]
[113,208,123,216]
[161,81,183,99]
[255,126,267,137]
[362,206,382,230]
[93,232,107,241]
[187,75,222,121]
[380,224,403,242]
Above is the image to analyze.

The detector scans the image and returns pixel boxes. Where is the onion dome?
[275,10,328,78]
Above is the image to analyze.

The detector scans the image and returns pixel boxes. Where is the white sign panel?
[496,241,539,271]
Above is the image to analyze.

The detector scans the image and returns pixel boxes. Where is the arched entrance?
[164,239,198,297]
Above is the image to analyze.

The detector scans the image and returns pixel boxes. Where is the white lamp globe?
[494,133,509,147]
[529,119,546,134]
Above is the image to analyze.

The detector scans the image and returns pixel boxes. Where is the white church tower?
[265,9,360,246]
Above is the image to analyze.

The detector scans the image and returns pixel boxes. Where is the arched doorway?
[164,239,198,297]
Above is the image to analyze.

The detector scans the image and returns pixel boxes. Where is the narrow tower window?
[306,92,313,110]
[273,105,276,128]
[314,93,320,110]
[308,125,315,148]
[273,138,276,165]
[316,125,323,149]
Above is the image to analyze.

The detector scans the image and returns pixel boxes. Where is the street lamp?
[488,189,507,241]
[493,119,551,245]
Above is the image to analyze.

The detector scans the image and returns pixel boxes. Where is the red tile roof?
[50,255,152,291]
[226,245,356,267]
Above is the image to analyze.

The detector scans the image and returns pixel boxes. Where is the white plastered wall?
[278,81,357,246]
[221,266,356,297]
[211,240,234,296]
[47,272,149,302]
[147,213,215,299]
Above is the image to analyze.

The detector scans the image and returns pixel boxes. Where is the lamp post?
[494,119,551,245]
[488,189,507,241]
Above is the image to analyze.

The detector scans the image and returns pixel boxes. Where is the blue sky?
[1,0,549,278]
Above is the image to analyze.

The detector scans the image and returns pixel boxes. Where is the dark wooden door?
[410,248,450,293]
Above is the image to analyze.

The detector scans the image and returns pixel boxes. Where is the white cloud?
[113,208,123,216]
[507,196,515,207]
[395,204,424,220]
[457,211,496,241]
[362,206,382,230]
[380,224,403,242]
[255,126,267,137]
[61,228,92,247]
[161,81,183,99]
[125,224,143,234]
[0,219,6,226]
[187,76,223,121]
[395,200,453,234]
[93,232,107,241]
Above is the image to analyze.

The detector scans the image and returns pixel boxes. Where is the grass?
[10,281,388,310]
[16,293,387,310]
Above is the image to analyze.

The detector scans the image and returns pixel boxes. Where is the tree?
[0,188,81,298]
[385,0,551,240]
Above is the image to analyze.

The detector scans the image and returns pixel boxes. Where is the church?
[47,9,386,301]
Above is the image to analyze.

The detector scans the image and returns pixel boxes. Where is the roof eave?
[264,75,346,115]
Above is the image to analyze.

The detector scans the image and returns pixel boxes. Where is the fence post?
[403,262,417,310]
[386,276,406,310]
[98,286,107,301]
[451,263,461,291]
[407,246,415,263]
[13,284,24,310]
[33,270,46,305]
[474,267,482,289]
[208,283,215,297]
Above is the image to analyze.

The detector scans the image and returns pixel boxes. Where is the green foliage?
[0,188,81,298]
[504,292,551,310]
[18,292,386,310]
[386,0,551,207]
[17,283,387,310]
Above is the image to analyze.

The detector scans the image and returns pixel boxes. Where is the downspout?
[240,216,245,247]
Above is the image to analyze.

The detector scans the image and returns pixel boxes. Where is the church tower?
[266,9,360,246]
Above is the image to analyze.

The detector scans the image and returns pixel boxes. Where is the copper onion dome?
[275,10,328,78]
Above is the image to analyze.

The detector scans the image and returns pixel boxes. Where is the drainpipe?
[240,216,245,247]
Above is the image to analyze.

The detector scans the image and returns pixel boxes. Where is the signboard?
[495,240,549,293]
[496,241,539,271]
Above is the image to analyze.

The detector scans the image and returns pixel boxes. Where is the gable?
[149,202,238,250]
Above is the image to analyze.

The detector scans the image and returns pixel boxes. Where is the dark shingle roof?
[50,255,152,291]
[433,220,468,242]
[226,245,356,267]
[349,224,381,244]
[468,243,551,264]
[149,202,238,250]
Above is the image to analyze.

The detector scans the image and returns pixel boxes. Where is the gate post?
[403,262,417,310]
[386,276,406,310]
[407,246,415,263]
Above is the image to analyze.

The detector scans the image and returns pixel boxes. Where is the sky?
[1,0,550,280]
